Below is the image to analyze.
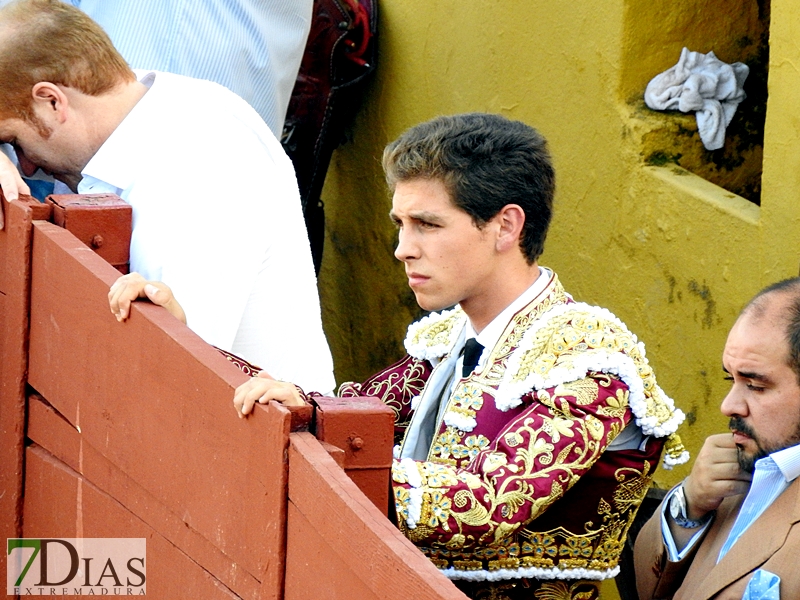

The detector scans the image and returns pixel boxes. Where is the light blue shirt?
[717,444,800,561]
[662,442,800,562]
[67,0,312,136]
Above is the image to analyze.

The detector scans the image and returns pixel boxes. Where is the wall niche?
[623,0,769,204]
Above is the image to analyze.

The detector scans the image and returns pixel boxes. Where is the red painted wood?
[346,468,392,514]
[285,502,376,599]
[23,445,239,599]
[46,193,131,273]
[27,394,82,473]
[319,441,346,468]
[287,403,313,432]
[0,198,46,542]
[6,197,470,600]
[286,432,467,600]
[314,395,394,514]
[24,221,291,599]
[26,393,267,598]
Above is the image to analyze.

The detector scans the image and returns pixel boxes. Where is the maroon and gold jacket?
[340,272,687,591]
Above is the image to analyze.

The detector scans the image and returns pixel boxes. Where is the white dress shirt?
[79,70,335,393]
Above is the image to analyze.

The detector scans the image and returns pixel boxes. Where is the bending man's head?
[382,113,556,264]
[0,0,134,126]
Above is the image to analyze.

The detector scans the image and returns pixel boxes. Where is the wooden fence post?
[0,197,50,542]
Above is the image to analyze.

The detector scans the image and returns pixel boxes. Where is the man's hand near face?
[683,433,753,516]
[0,150,31,230]
[669,433,752,548]
[108,272,187,325]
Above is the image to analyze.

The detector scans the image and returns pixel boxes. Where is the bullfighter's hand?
[233,371,306,418]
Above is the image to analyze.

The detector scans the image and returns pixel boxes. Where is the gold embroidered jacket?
[340,271,687,585]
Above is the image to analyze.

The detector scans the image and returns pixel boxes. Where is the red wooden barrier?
[285,433,466,600]
[46,193,132,273]
[23,443,243,598]
[17,217,292,598]
[314,395,395,515]
[0,198,50,544]
[0,194,466,600]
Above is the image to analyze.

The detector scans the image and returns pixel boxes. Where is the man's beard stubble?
[729,417,766,473]
[729,416,800,473]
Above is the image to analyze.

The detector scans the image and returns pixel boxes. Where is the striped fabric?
[68,0,312,136]
[718,443,800,562]
[662,441,800,563]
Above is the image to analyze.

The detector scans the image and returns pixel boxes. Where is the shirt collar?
[463,267,550,362]
[762,442,800,483]
[80,70,157,193]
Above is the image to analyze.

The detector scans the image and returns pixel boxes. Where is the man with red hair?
[0,0,334,393]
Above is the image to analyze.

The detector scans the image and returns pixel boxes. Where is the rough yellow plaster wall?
[320,0,629,384]
[318,0,800,539]
[313,0,800,597]
[760,0,800,275]
[620,0,764,101]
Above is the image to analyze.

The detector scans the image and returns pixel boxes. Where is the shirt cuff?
[660,486,712,562]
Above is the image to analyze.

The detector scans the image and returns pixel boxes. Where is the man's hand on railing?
[0,150,31,230]
[108,272,187,324]
[233,370,306,418]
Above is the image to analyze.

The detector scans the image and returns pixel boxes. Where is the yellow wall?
[318,0,800,495]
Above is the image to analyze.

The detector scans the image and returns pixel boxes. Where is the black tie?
[462,338,484,378]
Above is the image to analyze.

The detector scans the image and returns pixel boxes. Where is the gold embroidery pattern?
[511,310,677,434]
[343,356,428,437]
[449,382,485,419]
[431,427,463,466]
[425,276,571,467]
[513,313,632,383]
[431,430,492,468]
[592,460,653,555]
[405,390,619,542]
[479,278,570,389]
[424,462,461,488]
[409,308,465,350]
[396,434,652,571]
[534,581,600,600]
[429,380,492,467]
[454,578,600,600]
[455,435,491,462]
[596,381,629,419]
[554,379,599,406]
[394,485,412,523]
[471,582,518,600]
[392,274,662,580]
